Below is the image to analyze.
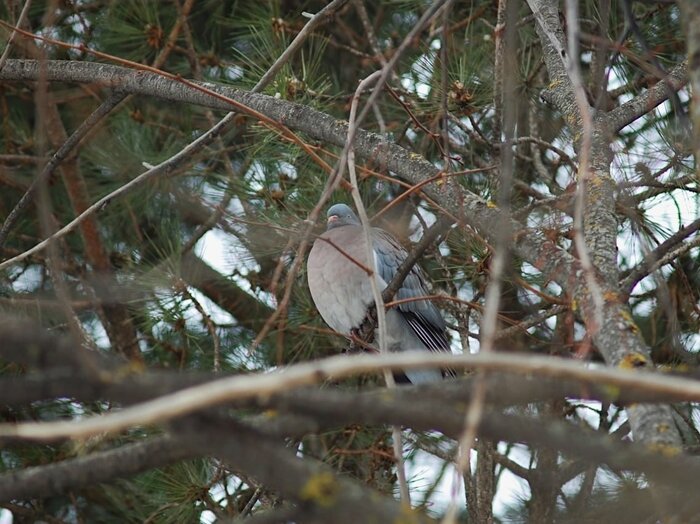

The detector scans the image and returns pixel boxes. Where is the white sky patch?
[196,228,277,313]
[494,442,532,515]
[573,399,604,430]
[643,189,696,235]
[408,444,466,515]
[187,288,235,326]
[10,264,43,293]
[225,65,245,82]
[401,51,436,99]
[85,317,111,349]
[0,509,12,524]
[685,333,700,353]
[197,229,246,275]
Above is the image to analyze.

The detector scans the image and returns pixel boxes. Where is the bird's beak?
[327,215,339,224]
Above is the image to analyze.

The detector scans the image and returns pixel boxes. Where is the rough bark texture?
[525,0,684,454]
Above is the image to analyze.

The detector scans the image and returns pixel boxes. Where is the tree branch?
[5,345,700,443]
[607,62,688,132]
[0,434,193,502]
[178,418,436,523]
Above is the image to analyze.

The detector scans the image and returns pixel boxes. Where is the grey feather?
[307,204,450,384]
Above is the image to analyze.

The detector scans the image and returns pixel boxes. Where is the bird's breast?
[307,228,377,334]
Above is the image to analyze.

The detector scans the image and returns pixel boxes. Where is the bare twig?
[175,278,222,372]
[444,2,516,521]
[0,0,32,71]
[346,70,411,504]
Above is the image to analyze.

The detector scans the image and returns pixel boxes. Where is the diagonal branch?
[607,62,688,132]
[621,216,700,293]
[349,215,452,350]
[0,434,193,501]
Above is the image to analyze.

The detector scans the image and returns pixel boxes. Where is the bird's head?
[326,203,360,230]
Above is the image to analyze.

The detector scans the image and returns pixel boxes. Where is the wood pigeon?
[307,203,451,383]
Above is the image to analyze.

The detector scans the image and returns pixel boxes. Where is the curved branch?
[3,347,700,443]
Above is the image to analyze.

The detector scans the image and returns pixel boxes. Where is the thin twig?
[175,278,221,373]
[440,2,454,171]
[527,2,605,332]
[382,218,452,304]
[566,0,605,331]
[347,70,412,504]
[0,0,32,71]
[353,0,386,67]
[354,0,448,127]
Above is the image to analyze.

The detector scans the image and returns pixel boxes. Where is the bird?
[307,203,451,384]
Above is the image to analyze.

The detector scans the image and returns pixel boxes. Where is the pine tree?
[0,1,699,522]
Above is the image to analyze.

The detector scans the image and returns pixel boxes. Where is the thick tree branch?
[0,434,193,501]
[179,418,435,523]
[5,347,700,443]
[607,62,688,132]
[525,0,684,452]
[526,0,579,120]
[3,382,700,507]
[179,252,275,332]
[262,388,700,493]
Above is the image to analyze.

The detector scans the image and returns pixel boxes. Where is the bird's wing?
[371,228,450,352]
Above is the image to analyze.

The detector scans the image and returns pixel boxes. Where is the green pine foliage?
[1,0,698,522]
